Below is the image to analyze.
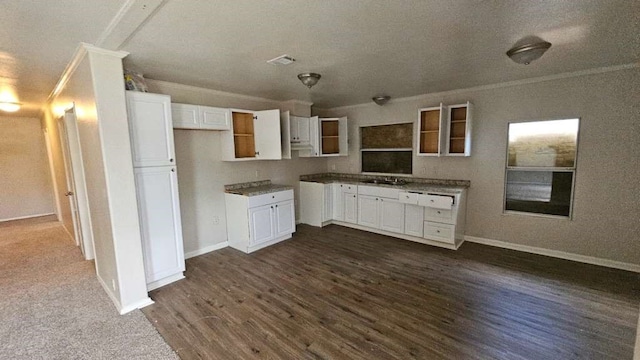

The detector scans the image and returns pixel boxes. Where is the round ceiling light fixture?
[298,73,321,88]
[507,38,552,65]
[372,95,391,106]
[0,102,21,112]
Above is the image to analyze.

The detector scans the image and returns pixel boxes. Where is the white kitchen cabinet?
[343,191,358,224]
[171,103,231,130]
[280,111,292,160]
[134,166,185,290]
[404,204,424,237]
[299,181,330,227]
[332,183,344,221]
[323,184,333,222]
[416,102,473,157]
[358,195,379,228]
[127,91,175,167]
[298,116,348,157]
[225,189,295,253]
[379,198,405,233]
[220,109,282,161]
[290,115,311,144]
[127,91,185,291]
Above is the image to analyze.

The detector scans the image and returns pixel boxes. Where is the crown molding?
[146,79,286,105]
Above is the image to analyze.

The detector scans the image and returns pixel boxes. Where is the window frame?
[502,118,581,220]
[359,122,414,176]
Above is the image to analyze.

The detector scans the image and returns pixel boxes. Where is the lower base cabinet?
[225,189,295,253]
[299,181,467,250]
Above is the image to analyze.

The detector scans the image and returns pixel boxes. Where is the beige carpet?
[0,218,179,359]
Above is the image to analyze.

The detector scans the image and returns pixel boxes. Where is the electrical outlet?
[213,216,220,225]
[255,170,260,179]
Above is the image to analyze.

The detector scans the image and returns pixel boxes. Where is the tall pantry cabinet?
[126,91,186,291]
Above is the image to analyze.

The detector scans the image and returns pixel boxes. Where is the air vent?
[267,54,295,65]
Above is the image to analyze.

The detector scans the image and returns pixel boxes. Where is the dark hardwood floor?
[143,224,640,360]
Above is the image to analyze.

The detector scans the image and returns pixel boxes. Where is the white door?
[249,204,275,245]
[379,198,405,234]
[199,106,230,130]
[309,116,320,157]
[171,103,199,129]
[126,92,175,167]
[358,195,379,228]
[323,185,333,222]
[134,166,185,284]
[343,192,358,224]
[253,109,282,160]
[290,115,300,142]
[57,117,81,249]
[332,184,344,221]
[280,111,291,159]
[298,116,310,143]
[338,116,348,156]
[405,204,424,237]
[274,200,295,237]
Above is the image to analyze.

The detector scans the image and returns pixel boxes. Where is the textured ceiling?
[0,0,638,117]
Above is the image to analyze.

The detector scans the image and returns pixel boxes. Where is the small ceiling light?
[507,37,552,65]
[0,102,21,112]
[298,73,321,88]
[372,95,391,106]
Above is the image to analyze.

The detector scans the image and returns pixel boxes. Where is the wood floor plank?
[143,224,639,360]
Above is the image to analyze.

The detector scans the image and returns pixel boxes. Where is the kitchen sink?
[363,179,407,186]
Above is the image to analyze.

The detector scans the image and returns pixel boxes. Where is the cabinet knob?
[272,195,275,199]
[436,230,441,233]
[170,158,174,162]
[275,205,278,208]
[271,206,273,209]
[171,168,175,172]
[437,211,441,214]
[255,151,260,156]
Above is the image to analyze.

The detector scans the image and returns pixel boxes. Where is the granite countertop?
[299,173,470,194]
[224,180,293,196]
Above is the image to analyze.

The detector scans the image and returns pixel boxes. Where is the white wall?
[47,45,150,314]
[320,66,640,266]
[146,80,327,256]
[0,117,55,221]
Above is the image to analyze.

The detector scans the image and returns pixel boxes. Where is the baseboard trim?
[97,274,122,312]
[464,235,640,273]
[147,273,185,291]
[0,212,56,223]
[118,297,155,315]
[185,241,229,259]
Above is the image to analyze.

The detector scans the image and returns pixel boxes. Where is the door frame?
[57,105,95,260]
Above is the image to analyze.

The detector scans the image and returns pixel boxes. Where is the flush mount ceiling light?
[506,37,552,65]
[0,102,21,112]
[298,73,321,88]
[372,95,391,106]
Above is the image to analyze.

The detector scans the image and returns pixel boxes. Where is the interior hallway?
[0,216,177,359]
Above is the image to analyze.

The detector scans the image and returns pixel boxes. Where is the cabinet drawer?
[423,221,455,244]
[424,207,455,224]
[399,192,419,205]
[248,190,294,208]
[418,194,453,210]
[358,185,400,199]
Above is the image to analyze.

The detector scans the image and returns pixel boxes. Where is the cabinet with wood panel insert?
[417,102,473,157]
[220,109,282,161]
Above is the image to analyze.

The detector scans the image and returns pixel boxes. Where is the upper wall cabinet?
[298,116,348,157]
[416,102,472,157]
[126,91,176,167]
[220,109,282,161]
[172,103,230,130]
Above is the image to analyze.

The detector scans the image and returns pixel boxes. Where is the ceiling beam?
[95,0,166,50]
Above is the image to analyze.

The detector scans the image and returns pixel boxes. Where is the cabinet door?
[199,106,230,130]
[323,184,333,222]
[358,195,379,228]
[379,198,405,233]
[171,103,199,129]
[298,117,310,143]
[254,109,282,160]
[332,184,344,221]
[444,102,472,157]
[338,116,348,156]
[309,116,320,157]
[404,204,424,237]
[134,166,185,284]
[343,192,358,224]
[290,115,299,142]
[127,92,175,167]
[249,204,275,246]
[416,103,446,157]
[274,200,295,237]
[280,111,291,159]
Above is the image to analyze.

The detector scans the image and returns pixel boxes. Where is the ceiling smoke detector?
[298,73,321,88]
[267,54,295,65]
[372,95,391,106]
